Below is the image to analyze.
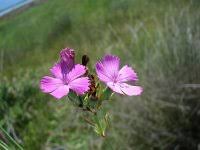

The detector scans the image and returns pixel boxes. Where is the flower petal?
[106,82,124,95]
[96,55,120,83]
[120,83,143,96]
[50,63,62,79]
[117,65,138,82]
[69,77,90,95]
[66,64,86,81]
[102,55,120,70]
[50,85,69,99]
[96,62,112,82]
[40,76,64,93]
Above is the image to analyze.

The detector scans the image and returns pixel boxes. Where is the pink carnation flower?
[96,55,143,96]
[40,48,90,99]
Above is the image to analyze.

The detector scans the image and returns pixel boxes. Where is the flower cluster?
[40,48,142,99]
[40,48,143,136]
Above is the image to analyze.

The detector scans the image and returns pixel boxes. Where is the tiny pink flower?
[40,48,90,99]
[96,55,143,96]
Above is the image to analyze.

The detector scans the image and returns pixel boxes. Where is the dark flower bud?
[82,55,90,66]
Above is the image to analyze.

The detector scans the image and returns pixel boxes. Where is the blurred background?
[0,0,200,149]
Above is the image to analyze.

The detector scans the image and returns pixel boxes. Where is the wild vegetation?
[0,0,200,149]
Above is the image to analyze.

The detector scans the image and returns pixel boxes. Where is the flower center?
[62,74,70,85]
[112,73,118,83]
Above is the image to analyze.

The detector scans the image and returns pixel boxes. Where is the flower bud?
[60,48,75,73]
[82,55,90,66]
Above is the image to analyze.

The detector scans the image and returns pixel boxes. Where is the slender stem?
[81,117,95,126]
[82,107,97,115]
[0,140,9,150]
[0,127,23,150]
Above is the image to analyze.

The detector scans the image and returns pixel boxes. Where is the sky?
[0,0,27,12]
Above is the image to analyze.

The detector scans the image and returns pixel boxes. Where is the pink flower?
[96,55,143,96]
[40,48,90,99]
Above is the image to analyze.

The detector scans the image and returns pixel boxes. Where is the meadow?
[0,0,200,149]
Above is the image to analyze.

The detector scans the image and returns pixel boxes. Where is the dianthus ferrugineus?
[96,55,142,96]
[40,48,90,99]
[40,48,143,136]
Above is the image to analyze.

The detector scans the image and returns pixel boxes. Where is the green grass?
[1,0,200,149]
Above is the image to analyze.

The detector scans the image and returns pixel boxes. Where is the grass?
[0,0,200,149]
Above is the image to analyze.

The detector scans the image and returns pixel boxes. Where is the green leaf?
[68,92,83,107]
[83,95,89,106]
[100,87,113,101]
[92,109,110,137]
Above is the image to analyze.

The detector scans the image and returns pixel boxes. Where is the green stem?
[0,126,23,150]
[82,117,95,126]
[0,140,9,150]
